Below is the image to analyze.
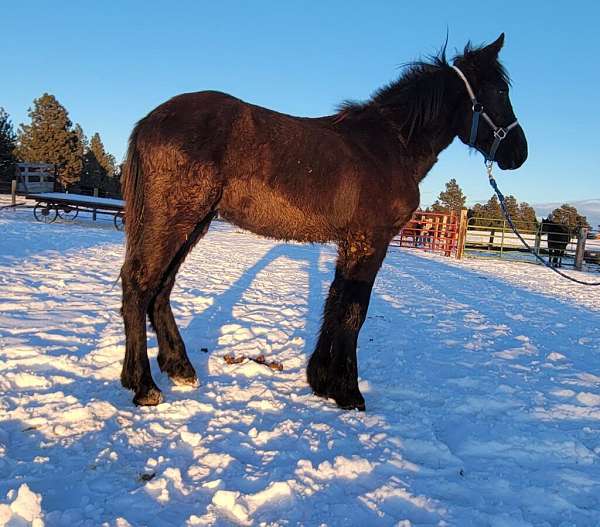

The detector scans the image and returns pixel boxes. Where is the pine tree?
[81,149,105,190]
[0,108,17,182]
[90,133,117,177]
[75,129,121,196]
[15,93,82,187]
[503,195,520,221]
[75,124,102,191]
[470,195,502,227]
[73,124,87,183]
[549,204,590,231]
[106,162,122,196]
[471,195,540,231]
[74,123,88,154]
[431,178,466,215]
[518,202,538,231]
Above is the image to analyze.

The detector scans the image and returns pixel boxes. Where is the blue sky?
[2,1,598,206]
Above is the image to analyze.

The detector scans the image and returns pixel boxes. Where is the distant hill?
[533,199,600,229]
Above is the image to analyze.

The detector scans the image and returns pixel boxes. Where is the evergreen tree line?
[428,178,590,232]
[0,94,120,196]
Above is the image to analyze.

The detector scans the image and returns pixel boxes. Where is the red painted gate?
[391,210,467,258]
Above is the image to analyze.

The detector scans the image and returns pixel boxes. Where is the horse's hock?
[392,209,468,259]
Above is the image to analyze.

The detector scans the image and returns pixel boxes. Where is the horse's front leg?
[307,238,389,411]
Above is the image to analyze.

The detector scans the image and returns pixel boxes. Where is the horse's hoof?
[331,386,366,411]
[335,396,366,412]
[160,359,197,386]
[313,387,366,411]
[170,374,199,388]
[133,387,164,406]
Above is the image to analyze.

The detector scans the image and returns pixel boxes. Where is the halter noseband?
[451,65,519,163]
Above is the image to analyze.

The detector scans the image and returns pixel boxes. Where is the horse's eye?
[498,89,508,97]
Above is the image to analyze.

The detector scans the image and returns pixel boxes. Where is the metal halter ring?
[494,128,507,140]
[472,103,484,113]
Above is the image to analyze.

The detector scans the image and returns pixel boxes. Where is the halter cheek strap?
[451,65,519,162]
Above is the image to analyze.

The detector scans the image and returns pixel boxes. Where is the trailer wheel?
[33,203,58,224]
[57,205,79,221]
[114,212,125,231]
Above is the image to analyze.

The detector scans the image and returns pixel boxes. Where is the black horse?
[120,34,527,409]
[541,218,571,267]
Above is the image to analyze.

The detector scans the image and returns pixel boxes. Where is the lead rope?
[486,161,600,286]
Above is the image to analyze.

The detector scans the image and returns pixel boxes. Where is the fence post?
[534,225,541,255]
[93,187,98,221]
[488,229,495,250]
[499,221,506,258]
[444,213,452,257]
[575,227,588,271]
[11,179,17,206]
[456,208,468,259]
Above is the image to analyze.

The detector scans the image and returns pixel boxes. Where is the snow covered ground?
[1,208,600,526]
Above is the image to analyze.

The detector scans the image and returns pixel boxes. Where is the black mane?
[335,41,509,140]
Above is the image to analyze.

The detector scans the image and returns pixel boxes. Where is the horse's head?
[540,217,551,232]
[453,34,528,170]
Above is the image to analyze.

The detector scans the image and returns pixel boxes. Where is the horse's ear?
[481,33,505,58]
[462,33,505,65]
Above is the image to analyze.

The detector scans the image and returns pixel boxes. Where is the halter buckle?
[494,128,507,140]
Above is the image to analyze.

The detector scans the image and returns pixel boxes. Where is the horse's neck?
[398,93,460,182]
[407,125,456,183]
[376,76,460,182]
[334,69,461,183]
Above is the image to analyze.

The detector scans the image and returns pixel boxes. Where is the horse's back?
[134,90,342,164]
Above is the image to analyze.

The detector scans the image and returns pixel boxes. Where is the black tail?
[122,127,145,252]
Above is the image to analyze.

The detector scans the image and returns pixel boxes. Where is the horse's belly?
[219,181,339,243]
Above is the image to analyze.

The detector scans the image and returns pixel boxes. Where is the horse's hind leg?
[121,203,218,406]
[148,213,214,386]
[307,238,389,411]
[121,247,167,406]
